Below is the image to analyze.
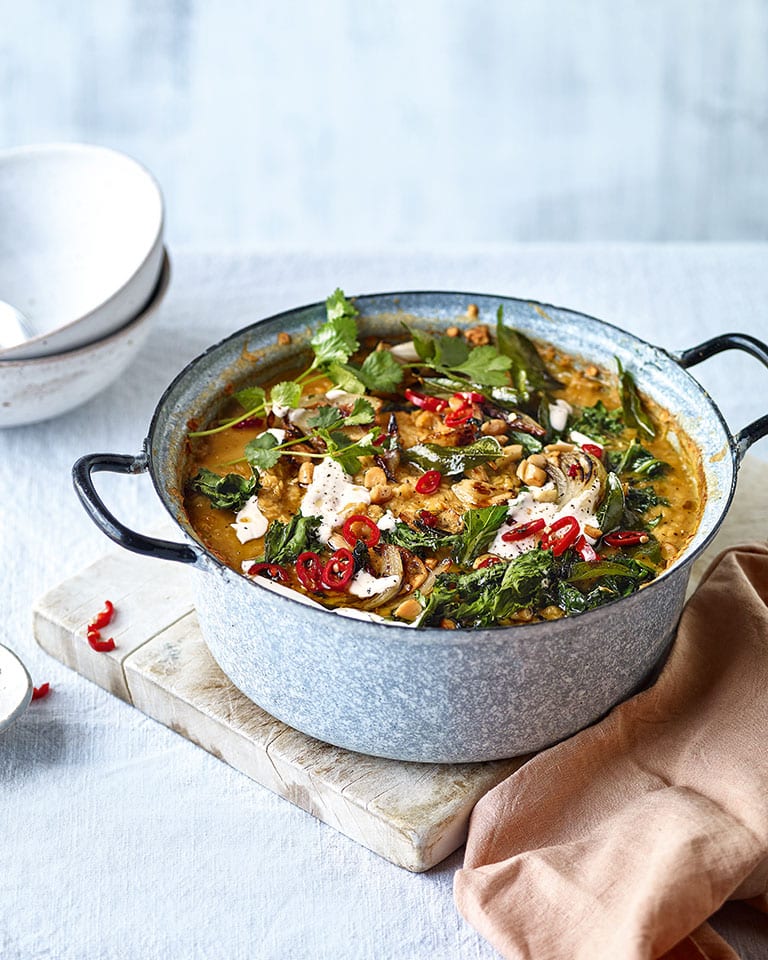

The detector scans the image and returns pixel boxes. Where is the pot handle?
[675,332,768,463]
[72,452,200,565]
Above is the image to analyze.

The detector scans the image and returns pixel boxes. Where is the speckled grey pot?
[73,292,768,763]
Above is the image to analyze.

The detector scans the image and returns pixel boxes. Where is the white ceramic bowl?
[0,143,164,360]
[0,251,169,428]
[0,643,32,733]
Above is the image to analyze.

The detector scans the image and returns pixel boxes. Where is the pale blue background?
[1,0,766,247]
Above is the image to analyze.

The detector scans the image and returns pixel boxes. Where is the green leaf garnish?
[244,432,283,472]
[451,345,512,386]
[452,505,508,567]
[270,380,302,410]
[326,361,367,394]
[307,406,344,430]
[571,400,624,444]
[384,520,458,556]
[310,308,359,366]
[496,306,562,398]
[234,386,267,412]
[345,397,376,425]
[404,437,503,476]
[616,357,655,440]
[188,468,258,512]
[264,514,322,565]
[357,350,404,393]
[325,288,359,321]
[597,472,625,534]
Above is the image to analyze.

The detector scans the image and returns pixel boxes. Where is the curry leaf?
[404,437,503,476]
[616,357,655,440]
[496,306,562,396]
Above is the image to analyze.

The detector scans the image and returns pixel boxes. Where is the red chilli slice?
[417,509,439,527]
[321,548,355,590]
[574,535,598,562]
[87,601,117,653]
[246,562,290,582]
[455,391,484,404]
[342,515,381,549]
[582,443,604,459]
[602,530,649,547]
[296,552,324,592]
[501,518,547,542]
[88,632,116,653]
[415,470,442,495]
[444,408,472,428]
[31,683,50,701]
[476,556,503,568]
[541,515,581,557]
[404,389,448,413]
[89,600,114,631]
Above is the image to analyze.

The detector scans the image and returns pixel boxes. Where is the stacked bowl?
[0,143,169,427]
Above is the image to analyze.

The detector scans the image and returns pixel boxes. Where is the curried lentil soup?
[184,291,703,629]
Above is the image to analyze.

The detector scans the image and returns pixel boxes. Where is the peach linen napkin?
[455,543,768,960]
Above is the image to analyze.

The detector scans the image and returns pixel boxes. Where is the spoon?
[0,300,35,350]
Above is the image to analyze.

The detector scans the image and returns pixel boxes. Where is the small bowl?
[0,643,32,733]
[0,251,169,428]
[0,143,164,360]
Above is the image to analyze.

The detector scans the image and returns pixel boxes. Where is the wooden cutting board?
[33,456,766,872]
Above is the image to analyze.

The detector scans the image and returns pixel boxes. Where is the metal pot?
[72,293,768,763]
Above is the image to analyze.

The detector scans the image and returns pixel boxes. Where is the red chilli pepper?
[90,600,115,631]
[476,556,503,568]
[296,551,324,592]
[415,470,442,495]
[455,391,485,404]
[321,548,355,590]
[32,683,50,701]
[541,515,581,557]
[501,518,547,542]
[444,408,472,428]
[342,514,381,549]
[417,509,439,527]
[602,530,650,548]
[88,632,116,653]
[574,535,598,562]
[582,442,604,459]
[567,464,580,478]
[246,562,290,582]
[404,388,448,413]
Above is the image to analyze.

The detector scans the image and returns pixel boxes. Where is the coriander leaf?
[404,437,503,476]
[234,385,267,412]
[571,401,624,444]
[401,323,437,362]
[496,306,562,397]
[616,357,655,440]
[321,430,379,475]
[452,345,512,386]
[310,298,360,366]
[357,350,404,393]
[327,361,367,394]
[307,405,344,430]
[452,505,509,567]
[244,432,283,471]
[269,380,302,410]
[188,468,258,512]
[434,335,470,369]
[264,515,322,565]
[325,287,359,321]
[345,397,376,425]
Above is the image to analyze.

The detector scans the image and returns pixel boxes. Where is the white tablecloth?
[2,246,767,960]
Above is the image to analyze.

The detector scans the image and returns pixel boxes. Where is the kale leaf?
[616,357,655,440]
[188,468,258,512]
[570,400,624,443]
[263,514,322,565]
[404,436,503,476]
[451,505,509,567]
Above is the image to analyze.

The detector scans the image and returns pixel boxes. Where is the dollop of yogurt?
[299,457,371,543]
[347,570,401,599]
[231,496,269,544]
[548,399,573,432]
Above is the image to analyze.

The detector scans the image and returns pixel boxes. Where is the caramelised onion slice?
[544,449,607,514]
[357,543,404,610]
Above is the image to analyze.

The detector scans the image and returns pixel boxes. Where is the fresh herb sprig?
[403,323,513,388]
[189,468,258,511]
[189,290,401,438]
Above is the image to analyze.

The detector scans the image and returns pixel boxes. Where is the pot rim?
[145,289,740,640]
